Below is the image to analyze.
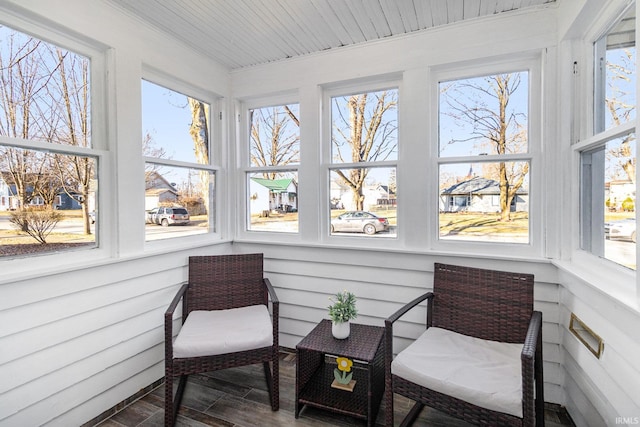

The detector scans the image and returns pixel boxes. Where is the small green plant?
[328,290,358,323]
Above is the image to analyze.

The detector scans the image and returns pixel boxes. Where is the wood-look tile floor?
[95,351,574,427]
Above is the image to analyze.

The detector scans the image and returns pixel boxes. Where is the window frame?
[322,78,401,244]
[570,1,637,300]
[0,14,110,270]
[237,93,301,240]
[140,71,222,245]
[430,55,544,258]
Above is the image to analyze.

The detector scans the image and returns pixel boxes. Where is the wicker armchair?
[164,254,279,426]
[385,263,544,427]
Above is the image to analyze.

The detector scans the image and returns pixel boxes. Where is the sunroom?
[0,0,638,426]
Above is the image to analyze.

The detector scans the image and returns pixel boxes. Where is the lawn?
[439,211,529,237]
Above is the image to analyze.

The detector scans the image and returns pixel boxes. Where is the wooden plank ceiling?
[104,0,557,70]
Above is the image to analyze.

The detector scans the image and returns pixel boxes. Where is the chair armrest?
[165,283,189,319]
[263,278,279,304]
[522,310,542,361]
[165,283,189,361]
[385,292,433,380]
[521,310,543,425]
[385,292,433,326]
[263,278,279,350]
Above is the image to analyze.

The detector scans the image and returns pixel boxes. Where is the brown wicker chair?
[385,263,544,427]
[164,254,279,426]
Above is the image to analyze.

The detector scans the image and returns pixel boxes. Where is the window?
[329,88,398,238]
[579,4,636,271]
[247,103,299,233]
[438,71,531,244]
[0,24,98,258]
[142,80,215,241]
[594,5,637,133]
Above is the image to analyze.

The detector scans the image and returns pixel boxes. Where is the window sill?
[0,236,232,286]
[553,251,639,312]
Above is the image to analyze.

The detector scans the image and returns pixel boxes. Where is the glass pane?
[330,167,396,237]
[595,6,636,132]
[582,134,636,270]
[142,80,210,164]
[439,72,528,157]
[0,25,91,147]
[439,162,529,243]
[248,172,298,233]
[145,164,213,241]
[331,89,398,163]
[250,104,300,166]
[0,146,97,256]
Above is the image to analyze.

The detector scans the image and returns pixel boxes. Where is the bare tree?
[441,74,528,221]
[187,97,210,213]
[0,28,95,237]
[250,105,299,179]
[143,131,169,184]
[50,48,93,234]
[332,91,397,210]
[0,32,49,213]
[605,48,636,185]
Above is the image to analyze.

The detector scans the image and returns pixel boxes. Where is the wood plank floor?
[94,350,574,427]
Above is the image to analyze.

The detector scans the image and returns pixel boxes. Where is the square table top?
[296,319,385,362]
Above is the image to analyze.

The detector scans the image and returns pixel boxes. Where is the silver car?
[331,211,389,235]
[605,218,636,243]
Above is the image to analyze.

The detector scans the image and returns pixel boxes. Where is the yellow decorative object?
[336,357,352,372]
[332,357,355,391]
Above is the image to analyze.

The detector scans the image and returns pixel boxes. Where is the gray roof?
[441,177,527,195]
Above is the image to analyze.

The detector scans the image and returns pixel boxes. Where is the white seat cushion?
[173,305,273,359]
[391,327,523,418]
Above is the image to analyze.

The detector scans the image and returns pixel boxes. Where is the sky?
[141,80,201,165]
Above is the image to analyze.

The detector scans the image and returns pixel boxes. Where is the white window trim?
[321,78,401,247]
[568,0,639,306]
[141,70,224,247]
[0,13,113,274]
[236,93,302,242]
[429,54,544,259]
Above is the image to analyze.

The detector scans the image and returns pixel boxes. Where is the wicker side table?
[295,319,385,426]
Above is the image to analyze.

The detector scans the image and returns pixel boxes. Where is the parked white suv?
[150,207,190,227]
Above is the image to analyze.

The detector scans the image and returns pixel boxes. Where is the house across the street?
[440,176,528,213]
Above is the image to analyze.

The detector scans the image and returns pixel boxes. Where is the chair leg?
[263,360,279,411]
[535,332,545,427]
[399,402,424,427]
[164,372,173,427]
[385,387,394,427]
[272,352,279,411]
[165,375,187,427]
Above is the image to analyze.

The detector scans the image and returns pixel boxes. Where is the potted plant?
[328,290,358,339]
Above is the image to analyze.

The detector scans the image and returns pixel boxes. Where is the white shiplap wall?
[237,243,564,404]
[0,243,234,426]
[557,265,640,427]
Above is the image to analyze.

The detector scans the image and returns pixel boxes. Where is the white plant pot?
[332,321,350,339]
